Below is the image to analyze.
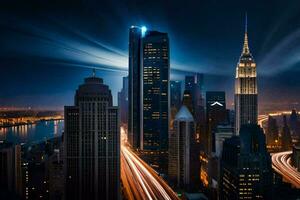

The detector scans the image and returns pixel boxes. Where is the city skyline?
[2,1,300,199]
[1,0,300,110]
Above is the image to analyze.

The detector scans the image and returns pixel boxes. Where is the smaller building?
[292,145,300,171]
[219,124,273,200]
[169,106,200,191]
[215,125,234,157]
[281,115,292,151]
[0,142,22,198]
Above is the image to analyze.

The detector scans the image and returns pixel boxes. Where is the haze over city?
[1,0,300,111]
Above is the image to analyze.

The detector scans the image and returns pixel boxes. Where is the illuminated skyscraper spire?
[242,13,250,55]
[235,14,258,134]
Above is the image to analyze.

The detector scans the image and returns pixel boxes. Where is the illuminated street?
[120,127,179,200]
[258,115,269,128]
[272,151,300,188]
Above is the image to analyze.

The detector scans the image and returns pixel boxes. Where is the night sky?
[1,0,300,111]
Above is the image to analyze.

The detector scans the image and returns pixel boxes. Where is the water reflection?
[0,120,64,144]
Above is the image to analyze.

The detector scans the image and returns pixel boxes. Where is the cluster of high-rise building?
[2,16,299,200]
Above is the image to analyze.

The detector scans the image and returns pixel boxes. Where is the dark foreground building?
[220,124,273,200]
[64,72,120,200]
[0,143,22,199]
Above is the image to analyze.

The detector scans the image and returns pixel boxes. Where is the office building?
[281,115,292,151]
[206,91,227,127]
[215,125,234,157]
[141,30,170,173]
[185,73,205,123]
[292,145,300,172]
[0,142,22,198]
[128,26,143,149]
[168,105,200,191]
[234,17,258,134]
[118,76,128,126]
[266,115,279,147]
[182,90,194,115]
[64,71,120,200]
[289,109,299,136]
[170,80,182,129]
[170,80,182,111]
[206,91,228,152]
[220,124,273,200]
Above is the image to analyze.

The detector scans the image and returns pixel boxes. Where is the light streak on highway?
[120,127,179,200]
[272,151,300,188]
[258,115,269,128]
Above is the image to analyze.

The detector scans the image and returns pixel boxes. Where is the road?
[272,151,300,188]
[120,127,180,200]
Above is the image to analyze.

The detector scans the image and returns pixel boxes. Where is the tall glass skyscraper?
[234,17,258,134]
[64,72,120,200]
[141,30,170,152]
[128,26,143,149]
[128,26,170,173]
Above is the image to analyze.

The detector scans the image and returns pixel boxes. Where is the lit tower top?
[240,13,253,61]
[234,14,258,135]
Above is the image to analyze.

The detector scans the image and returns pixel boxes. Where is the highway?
[120,127,180,200]
[272,151,300,188]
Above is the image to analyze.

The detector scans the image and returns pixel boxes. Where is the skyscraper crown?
[240,13,253,59]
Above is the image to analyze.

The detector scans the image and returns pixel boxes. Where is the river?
[0,120,64,144]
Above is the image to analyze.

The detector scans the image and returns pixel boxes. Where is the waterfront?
[0,120,64,144]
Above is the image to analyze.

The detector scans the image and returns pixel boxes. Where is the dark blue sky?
[1,0,300,111]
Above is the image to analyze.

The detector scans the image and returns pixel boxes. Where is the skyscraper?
[185,73,205,123]
[266,115,279,147]
[170,80,182,111]
[168,106,199,191]
[289,109,299,136]
[141,30,170,173]
[220,124,273,200]
[234,16,258,134]
[206,91,227,127]
[128,26,143,149]
[0,142,22,198]
[281,115,292,151]
[118,76,128,126]
[170,80,182,129]
[182,90,194,115]
[64,72,120,200]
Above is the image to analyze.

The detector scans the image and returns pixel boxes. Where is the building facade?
[118,76,128,126]
[170,81,182,111]
[170,80,182,129]
[64,73,120,200]
[185,73,205,123]
[128,26,143,149]
[234,19,258,134]
[0,143,22,198]
[140,30,170,173]
[281,115,292,151]
[266,115,279,147]
[220,124,273,200]
[141,30,170,152]
[168,106,199,191]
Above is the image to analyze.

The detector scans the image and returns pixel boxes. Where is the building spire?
[92,68,96,77]
[242,13,250,55]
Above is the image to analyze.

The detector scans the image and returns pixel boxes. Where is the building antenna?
[245,12,248,33]
[92,68,96,77]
